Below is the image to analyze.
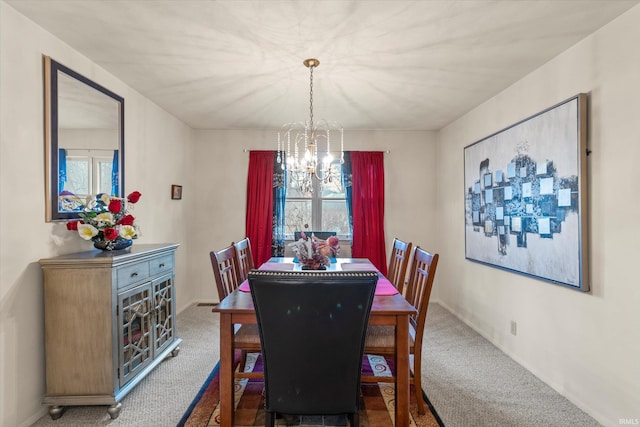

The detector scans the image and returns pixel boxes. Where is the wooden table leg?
[219,314,234,426]
[395,314,410,427]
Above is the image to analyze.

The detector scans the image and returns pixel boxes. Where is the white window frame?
[64,149,114,197]
[284,166,350,241]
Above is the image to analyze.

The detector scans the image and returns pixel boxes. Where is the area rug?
[178,352,444,427]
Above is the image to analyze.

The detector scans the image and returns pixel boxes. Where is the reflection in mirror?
[44,56,124,221]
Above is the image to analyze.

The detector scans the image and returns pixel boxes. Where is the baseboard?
[18,407,48,427]
[177,299,219,314]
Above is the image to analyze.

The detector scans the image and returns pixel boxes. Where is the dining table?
[211,257,417,427]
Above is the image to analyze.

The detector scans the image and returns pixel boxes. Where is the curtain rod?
[242,149,391,153]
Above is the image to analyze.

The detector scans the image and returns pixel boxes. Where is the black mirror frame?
[44,55,125,222]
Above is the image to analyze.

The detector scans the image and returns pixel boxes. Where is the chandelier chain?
[309,65,314,132]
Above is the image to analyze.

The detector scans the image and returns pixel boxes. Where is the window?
[64,149,114,197]
[284,162,350,239]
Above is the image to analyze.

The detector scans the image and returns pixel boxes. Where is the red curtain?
[350,151,387,275]
[246,151,274,266]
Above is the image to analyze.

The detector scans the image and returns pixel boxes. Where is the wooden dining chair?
[387,238,413,294]
[233,237,254,282]
[210,245,261,376]
[248,270,378,426]
[210,245,242,300]
[362,246,439,415]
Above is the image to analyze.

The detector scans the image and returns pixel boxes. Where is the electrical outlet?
[510,320,517,336]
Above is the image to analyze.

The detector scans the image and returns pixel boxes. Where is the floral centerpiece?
[65,191,142,251]
[289,232,340,270]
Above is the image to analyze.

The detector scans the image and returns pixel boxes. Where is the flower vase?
[300,257,327,270]
[94,239,132,251]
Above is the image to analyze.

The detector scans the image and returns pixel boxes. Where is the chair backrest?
[210,245,242,300]
[248,270,378,416]
[387,238,413,293]
[404,247,439,346]
[233,237,254,282]
[293,231,336,241]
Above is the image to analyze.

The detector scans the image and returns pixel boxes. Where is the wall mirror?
[44,55,124,222]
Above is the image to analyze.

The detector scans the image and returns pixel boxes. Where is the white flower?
[98,194,110,204]
[95,212,115,225]
[77,224,98,240]
[119,225,137,240]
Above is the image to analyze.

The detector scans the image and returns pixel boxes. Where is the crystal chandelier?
[276,58,344,194]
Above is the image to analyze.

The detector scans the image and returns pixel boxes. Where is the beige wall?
[4,0,639,425]
[0,3,194,425]
[435,5,640,425]
[189,129,437,303]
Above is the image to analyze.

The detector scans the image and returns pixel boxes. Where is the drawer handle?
[159,263,165,268]
[130,272,138,278]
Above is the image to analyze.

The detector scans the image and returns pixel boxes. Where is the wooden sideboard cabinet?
[38,243,181,420]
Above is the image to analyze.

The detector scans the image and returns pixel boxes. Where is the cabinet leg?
[107,402,122,419]
[171,346,180,357]
[48,405,65,420]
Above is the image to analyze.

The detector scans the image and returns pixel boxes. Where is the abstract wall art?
[464,94,589,291]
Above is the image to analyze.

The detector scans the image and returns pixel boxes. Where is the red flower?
[127,191,142,204]
[118,214,135,226]
[103,228,119,240]
[66,220,83,231]
[108,199,123,213]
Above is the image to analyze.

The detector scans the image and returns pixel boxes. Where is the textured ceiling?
[7,0,639,131]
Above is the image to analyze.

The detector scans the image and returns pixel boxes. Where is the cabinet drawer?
[117,262,150,288]
[150,255,173,276]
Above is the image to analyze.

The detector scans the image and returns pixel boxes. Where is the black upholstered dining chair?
[293,230,337,241]
[248,270,378,427]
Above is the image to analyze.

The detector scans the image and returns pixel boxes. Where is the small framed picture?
[171,185,182,200]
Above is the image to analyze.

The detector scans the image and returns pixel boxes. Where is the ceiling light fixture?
[276,58,344,194]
